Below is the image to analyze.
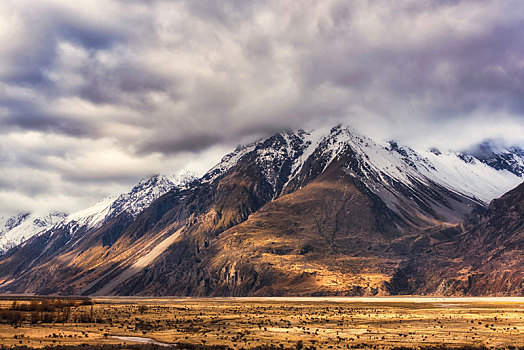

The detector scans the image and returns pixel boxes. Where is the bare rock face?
[388,182,524,296]
[0,125,522,296]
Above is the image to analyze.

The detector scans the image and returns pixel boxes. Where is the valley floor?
[0,297,523,349]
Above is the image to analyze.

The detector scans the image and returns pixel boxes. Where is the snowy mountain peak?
[0,213,30,232]
[0,173,196,255]
[202,124,522,224]
[323,126,523,204]
[203,130,317,185]
[203,141,259,182]
[61,173,196,236]
[107,173,196,220]
[202,124,523,211]
[458,142,524,177]
[0,212,67,254]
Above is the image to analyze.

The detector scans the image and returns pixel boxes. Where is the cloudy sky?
[1,0,523,216]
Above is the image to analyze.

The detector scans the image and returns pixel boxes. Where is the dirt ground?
[0,297,523,349]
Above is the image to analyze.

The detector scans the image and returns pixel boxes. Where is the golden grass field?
[0,296,523,349]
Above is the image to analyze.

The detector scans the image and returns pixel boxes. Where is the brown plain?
[0,297,523,349]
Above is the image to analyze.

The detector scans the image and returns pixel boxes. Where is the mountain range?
[0,124,522,296]
[0,174,195,256]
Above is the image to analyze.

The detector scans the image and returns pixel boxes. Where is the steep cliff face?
[0,125,522,296]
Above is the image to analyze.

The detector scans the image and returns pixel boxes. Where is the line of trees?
[0,298,94,325]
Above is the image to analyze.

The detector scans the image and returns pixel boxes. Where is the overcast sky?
[1,0,523,216]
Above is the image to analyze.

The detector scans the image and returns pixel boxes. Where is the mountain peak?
[0,173,195,255]
[459,141,524,176]
[0,212,68,254]
[108,172,196,220]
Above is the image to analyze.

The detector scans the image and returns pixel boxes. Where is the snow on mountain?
[2,125,522,255]
[252,130,313,195]
[202,142,259,182]
[460,142,524,177]
[419,150,522,203]
[287,127,329,177]
[0,212,67,254]
[59,195,117,236]
[106,173,196,220]
[0,173,195,254]
[202,125,523,209]
[309,125,523,205]
[202,129,328,197]
[60,173,196,236]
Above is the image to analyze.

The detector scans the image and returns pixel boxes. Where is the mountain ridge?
[0,124,522,296]
[0,173,196,256]
[0,212,67,254]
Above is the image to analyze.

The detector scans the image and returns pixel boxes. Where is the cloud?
[0,0,523,216]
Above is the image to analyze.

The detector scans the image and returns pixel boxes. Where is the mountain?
[56,173,196,237]
[459,141,524,177]
[388,181,524,296]
[0,212,67,254]
[0,173,194,258]
[0,125,522,296]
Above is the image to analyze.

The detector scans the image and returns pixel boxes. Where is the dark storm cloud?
[0,108,95,137]
[137,132,224,154]
[298,3,524,124]
[0,4,126,86]
[1,0,524,216]
[76,63,178,107]
[59,21,124,50]
[3,0,522,144]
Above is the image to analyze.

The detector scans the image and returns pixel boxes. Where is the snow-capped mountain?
[297,126,522,219]
[0,124,523,296]
[0,173,195,255]
[459,141,524,177]
[206,125,522,213]
[0,212,67,254]
[58,173,196,237]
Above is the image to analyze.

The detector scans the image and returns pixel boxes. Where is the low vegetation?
[0,297,93,325]
[0,297,522,349]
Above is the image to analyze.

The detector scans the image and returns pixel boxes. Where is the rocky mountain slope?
[0,174,194,257]
[388,182,524,296]
[0,125,522,296]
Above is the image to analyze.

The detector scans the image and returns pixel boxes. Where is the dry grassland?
[0,297,522,349]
